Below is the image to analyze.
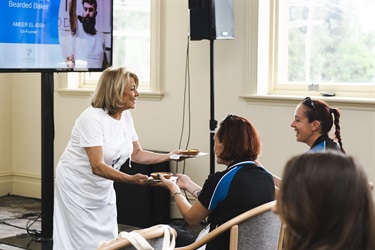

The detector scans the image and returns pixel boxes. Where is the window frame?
[57,0,163,100]
[243,0,375,103]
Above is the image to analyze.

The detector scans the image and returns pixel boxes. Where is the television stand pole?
[41,72,54,245]
[208,0,217,175]
[209,38,217,176]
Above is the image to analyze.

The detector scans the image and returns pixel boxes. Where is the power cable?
[176,34,192,175]
[0,212,42,242]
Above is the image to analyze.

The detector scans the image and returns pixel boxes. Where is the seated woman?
[290,97,345,153]
[275,151,375,250]
[159,114,275,250]
[270,96,345,187]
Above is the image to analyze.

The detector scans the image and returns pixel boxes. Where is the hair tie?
[329,108,334,114]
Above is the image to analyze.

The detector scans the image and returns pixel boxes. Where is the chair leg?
[229,225,238,250]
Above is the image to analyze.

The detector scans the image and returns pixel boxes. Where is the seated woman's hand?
[157,173,180,193]
[175,173,192,190]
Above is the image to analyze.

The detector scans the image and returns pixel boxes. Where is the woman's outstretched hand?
[128,173,149,185]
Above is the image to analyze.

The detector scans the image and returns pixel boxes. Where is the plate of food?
[151,172,173,180]
[169,149,207,160]
[147,172,177,182]
[179,149,200,156]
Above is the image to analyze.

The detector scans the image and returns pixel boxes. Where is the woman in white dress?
[53,67,179,249]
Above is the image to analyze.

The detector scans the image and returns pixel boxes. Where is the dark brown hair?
[82,0,97,10]
[216,114,261,162]
[302,98,345,153]
[277,151,375,250]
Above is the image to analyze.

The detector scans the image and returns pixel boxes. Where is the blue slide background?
[0,0,60,44]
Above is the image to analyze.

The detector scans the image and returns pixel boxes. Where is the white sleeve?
[77,108,104,147]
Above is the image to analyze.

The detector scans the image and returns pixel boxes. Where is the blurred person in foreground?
[275,151,375,250]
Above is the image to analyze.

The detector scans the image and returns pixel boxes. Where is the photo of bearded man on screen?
[68,0,110,69]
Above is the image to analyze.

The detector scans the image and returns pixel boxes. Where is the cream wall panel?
[0,172,13,196]
[12,172,41,199]
[11,74,41,180]
[0,0,374,200]
[0,74,13,196]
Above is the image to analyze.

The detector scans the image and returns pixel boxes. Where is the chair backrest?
[98,202,283,250]
[115,238,164,250]
[236,209,282,249]
[176,201,283,250]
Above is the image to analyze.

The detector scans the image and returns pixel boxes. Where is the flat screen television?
[0,0,113,72]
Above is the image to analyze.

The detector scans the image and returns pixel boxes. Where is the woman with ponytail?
[271,97,374,190]
[290,97,345,153]
[260,97,345,187]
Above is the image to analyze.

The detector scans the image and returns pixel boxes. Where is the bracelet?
[172,191,183,200]
[192,188,202,197]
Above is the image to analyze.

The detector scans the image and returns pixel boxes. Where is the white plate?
[147,176,178,182]
[169,152,208,160]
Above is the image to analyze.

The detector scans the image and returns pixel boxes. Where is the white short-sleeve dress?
[53,107,138,249]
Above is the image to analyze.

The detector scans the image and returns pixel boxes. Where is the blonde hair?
[91,67,139,115]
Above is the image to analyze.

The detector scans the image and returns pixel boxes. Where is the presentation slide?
[0,0,112,71]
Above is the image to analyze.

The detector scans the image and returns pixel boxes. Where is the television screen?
[0,0,113,72]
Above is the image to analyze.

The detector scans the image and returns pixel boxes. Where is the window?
[247,0,375,99]
[66,0,161,96]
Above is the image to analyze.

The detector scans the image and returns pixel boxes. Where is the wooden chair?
[176,200,283,250]
[97,201,283,250]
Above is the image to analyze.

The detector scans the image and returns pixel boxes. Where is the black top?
[309,134,340,152]
[198,160,275,250]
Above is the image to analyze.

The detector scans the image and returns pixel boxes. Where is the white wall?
[0,1,374,202]
[0,74,13,195]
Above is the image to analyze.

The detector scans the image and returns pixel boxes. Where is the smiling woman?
[290,96,345,153]
[262,96,346,189]
[53,66,181,249]
[91,67,139,117]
